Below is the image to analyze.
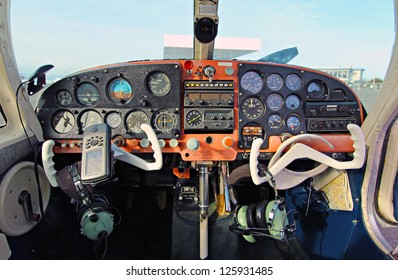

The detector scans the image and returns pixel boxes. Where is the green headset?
[231,196,294,242]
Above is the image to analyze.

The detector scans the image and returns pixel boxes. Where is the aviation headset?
[231,196,296,242]
[76,191,116,241]
[56,162,119,241]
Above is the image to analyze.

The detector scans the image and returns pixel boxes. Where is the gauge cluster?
[36,63,181,140]
[238,63,362,149]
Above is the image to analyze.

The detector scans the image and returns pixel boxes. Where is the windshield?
[11,0,394,112]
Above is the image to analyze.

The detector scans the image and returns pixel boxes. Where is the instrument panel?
[36,60,364,161]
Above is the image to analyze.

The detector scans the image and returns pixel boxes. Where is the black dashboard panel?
[37,63,181,140]
[237,63,361,149]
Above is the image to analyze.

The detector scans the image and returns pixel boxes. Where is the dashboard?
[36,60,364,161]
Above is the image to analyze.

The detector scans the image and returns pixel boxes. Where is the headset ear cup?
[255,199,269,229]
[236,205,256,243]
[247,203,261,242]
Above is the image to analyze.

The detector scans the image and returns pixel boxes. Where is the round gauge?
[266,73,283,91]
[108,78,133,104]
[126,110,149,134]
[76,83,99,106]
[286,74,302,91]
[286,95,301,110]
[152,109,177,133]
[52,110,75,134]
[307,80,326,99]
[147,72,171,97]
[56,90,72,106]
[105,112,122,129]
[268,114,284,129]
[266,93,284,111]
[185,109,204,128]
[240,71,263,94]
[79,110,102,130]
[241,97,265,120]
[286,115,302,131]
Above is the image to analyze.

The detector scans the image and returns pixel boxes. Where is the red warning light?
[184,60,194,70]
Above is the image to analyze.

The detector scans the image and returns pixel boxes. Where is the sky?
[10,0,395,81]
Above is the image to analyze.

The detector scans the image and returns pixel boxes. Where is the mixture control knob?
[186,138,200,151]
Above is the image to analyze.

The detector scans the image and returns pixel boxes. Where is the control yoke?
[249,124,366,189]
[42,123,163,187]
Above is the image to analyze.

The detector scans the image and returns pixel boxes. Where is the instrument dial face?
[307,80,326,99]
[266,73,283,91]
[76,83,99,107]
[240,71,263,94]
[52,110,75,134]
[286,74,302,91]
[268,114,284,129]
[266,93,284,111]
[147,72,171,97]
[108,78,133,104]
[286,115,302,131]
[79,110,102,130]
[185,109,204,128]
[126,110,149,134]
[152,109,177,133]
[286,95,301,110]
[105,112,122,129]
[241,97,265,120]
[56,90,72,106]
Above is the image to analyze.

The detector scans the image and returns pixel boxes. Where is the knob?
[140,138,150,148]
[222,137,234,148]
[203,65,216,78]
[169,139,179,148]
[186,138,200,151]
[158,139,166,148]
[340,106,349,113]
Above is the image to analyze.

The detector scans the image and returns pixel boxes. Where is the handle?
[113,123,163,171]
[249,138,269,185]
[41,140,59,187]
[250,124,366,189]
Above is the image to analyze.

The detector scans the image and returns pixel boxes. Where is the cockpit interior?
[0,0,397,262]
